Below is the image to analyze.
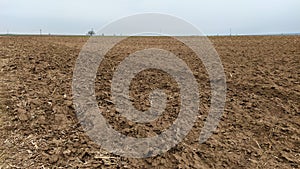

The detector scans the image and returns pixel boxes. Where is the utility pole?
[230,28,232,36]
[40,29,42,35]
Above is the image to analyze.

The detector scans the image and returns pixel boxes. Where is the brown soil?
[0,35,299,168]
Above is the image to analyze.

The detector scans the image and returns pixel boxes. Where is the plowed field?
[0,35,299,168]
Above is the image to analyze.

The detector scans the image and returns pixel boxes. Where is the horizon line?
[1,32,300,37]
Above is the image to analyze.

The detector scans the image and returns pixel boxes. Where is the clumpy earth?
[0,35,299,168]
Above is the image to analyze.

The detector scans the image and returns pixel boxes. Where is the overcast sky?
[1,0,299,35]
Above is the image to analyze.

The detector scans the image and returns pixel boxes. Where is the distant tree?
[87,29,95,36]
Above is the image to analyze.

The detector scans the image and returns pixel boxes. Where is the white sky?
[0,0,299,35]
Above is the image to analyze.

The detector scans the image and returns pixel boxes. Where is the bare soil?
[0,35,299,168]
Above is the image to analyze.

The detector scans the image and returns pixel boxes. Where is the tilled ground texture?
[0,35,299,168]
